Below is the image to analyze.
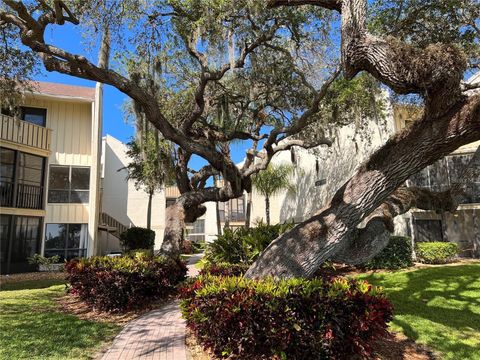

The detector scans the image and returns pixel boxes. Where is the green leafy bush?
[181,276,393,359]
[416,242,458,264]
[27,254,62,272]
[124,248,153,258]
[364,236,413,270]
[199,262,250,277]
[205,222,294,264]
[119,227,155,251]
[65,255,186,312]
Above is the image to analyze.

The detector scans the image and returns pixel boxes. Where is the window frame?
[44,223,88,260]
[21,106,47,127]
[186,219,205,242]
[48,165,90,204]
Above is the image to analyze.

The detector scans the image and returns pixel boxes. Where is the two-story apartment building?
[1,81,102,274]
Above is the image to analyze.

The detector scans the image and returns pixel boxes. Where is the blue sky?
[36,23,251,172]
[38,24,134,144]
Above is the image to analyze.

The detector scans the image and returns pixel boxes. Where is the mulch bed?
[186,330,436,360]
[56,293,174,325]
[373,332,437,360]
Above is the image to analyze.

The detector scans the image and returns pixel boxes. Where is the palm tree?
[124,131,175,229]
[251,164,295,225]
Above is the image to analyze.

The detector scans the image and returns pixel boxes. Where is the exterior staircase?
[99,212,129,237]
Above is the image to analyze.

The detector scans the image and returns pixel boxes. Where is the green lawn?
[358,264,480,360]
[0,279,121,360]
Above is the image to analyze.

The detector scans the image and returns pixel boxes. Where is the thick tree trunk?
[245,96,480,278]
[146,190,153,230]
[160,194,208,257]
[160,203,186,257]
[265,196,271,225]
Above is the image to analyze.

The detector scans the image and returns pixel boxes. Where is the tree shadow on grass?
[362,264,480,360]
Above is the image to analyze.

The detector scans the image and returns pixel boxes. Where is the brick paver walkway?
[101,254,202,360]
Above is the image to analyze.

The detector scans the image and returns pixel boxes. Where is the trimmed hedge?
[416,242,458,264]
[364,236,413,270]
[120,227,155,251]
[181,276,393,359]
[65,255,187,312]
[199,262,250,277]
[205,222,294,264]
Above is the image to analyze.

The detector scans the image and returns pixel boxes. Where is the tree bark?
[245,96,480,278]
[161,203,186,257]
[146,190,153,230]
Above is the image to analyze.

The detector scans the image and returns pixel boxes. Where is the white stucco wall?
[249,97,397,224]
[101,135,166,249]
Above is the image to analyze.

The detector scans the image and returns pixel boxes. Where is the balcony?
[0,181,44,210]
[0,114,52,154]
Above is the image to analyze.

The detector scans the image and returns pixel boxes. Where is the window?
[165,198,176,208]
[44,223,88,260]
[186,219,205,242]
[415,219,443,243]
[0,148,45,209]
[218,196,245,222]
[409,153,480,204]
[0,215,42,274]
[48,166,90,203]
[17,153,44,186]
[21,107,46,127]
[0,148,15,207]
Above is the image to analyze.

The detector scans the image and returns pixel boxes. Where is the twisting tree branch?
[333,145,480,265]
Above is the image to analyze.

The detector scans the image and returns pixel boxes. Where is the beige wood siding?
[45,204,89,224]
[23,97,92,166]
[23,96,94,225]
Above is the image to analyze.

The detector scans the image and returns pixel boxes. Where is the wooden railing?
[0,181,44,209]
[0,114,52,152]
[100,212,129,236]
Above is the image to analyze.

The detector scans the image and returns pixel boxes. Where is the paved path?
[101,254,202,360]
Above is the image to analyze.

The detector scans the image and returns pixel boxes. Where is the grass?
[358,264,480,360]
[0,279,121,360]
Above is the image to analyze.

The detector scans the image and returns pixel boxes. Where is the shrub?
[416,242,458,264]
[364,236,413,270]
[65,255,186,312]
[181,239,194,254]
[119,227,155,251]
[205,221,294,264]
[199,262,250,277]
[27,254,62,272]
[124,248,153,258]
[181,276,393,359]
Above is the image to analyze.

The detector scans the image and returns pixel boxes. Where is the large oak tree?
[1,0,479,276]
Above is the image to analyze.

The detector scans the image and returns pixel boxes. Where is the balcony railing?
[100,212,129,236]
[0,181,44,209]
[0,114,51,152]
